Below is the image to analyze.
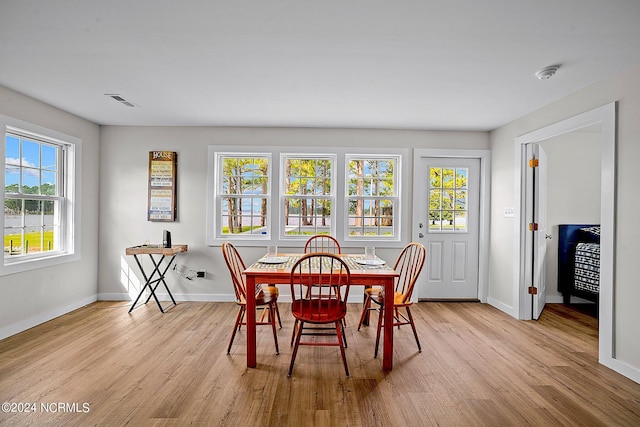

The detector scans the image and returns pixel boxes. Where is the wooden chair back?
[221,242,251,303]
[304,235,341,254]
[289,253,351,321]
[393,242,426,304]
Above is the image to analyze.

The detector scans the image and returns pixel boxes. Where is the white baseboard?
[601,355,640,385]
[97,292,237,303]
[0,295,98,341]
[487,297,517,318]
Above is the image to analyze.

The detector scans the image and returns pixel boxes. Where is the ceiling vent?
[105,94,136,107]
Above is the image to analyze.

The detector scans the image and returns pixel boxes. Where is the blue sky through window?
[5,135,57,188]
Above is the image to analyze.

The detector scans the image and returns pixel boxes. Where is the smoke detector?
[535,65,561,80]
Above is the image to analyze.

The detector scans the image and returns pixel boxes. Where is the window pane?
[347,198,394,237]
[42,144,57,171]
[429,166,469,233]
[454,211,467,232]
[221,157,269,196]
[283,197,332,236]
[220,196,267,235]
[22,139,40,168]
[43,226,56,252]
[22,168,39,194]
[41,171,57,195]
[5,165,19,193]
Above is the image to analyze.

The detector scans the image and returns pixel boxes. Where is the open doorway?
[539,123,601,311]
[513,103,615,368]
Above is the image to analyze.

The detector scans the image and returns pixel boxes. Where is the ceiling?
[1,1,639,131]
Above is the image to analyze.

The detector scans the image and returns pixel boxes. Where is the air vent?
[105,94,136,107]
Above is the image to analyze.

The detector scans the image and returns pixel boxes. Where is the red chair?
[357,242,426,357]
[291,235,344,346]
[222,242,281,355]
[288,253,351,377]
[304,234,341,254]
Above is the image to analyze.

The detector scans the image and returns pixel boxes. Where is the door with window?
[415,157,480,299]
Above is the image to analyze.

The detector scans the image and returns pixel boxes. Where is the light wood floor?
[1,301,639,426]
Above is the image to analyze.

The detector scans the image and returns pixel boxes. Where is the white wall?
[541,128,601,302]
[0,86,100,339]
[97,127,489,302]
[489,64,640,377]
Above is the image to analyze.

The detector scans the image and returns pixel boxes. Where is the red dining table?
[243,253,400,370]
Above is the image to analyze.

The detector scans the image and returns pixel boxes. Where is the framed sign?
[148,151,177,221]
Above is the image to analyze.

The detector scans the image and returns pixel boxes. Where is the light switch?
[504,207,515,218]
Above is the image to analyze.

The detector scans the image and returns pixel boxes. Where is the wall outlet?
[196,270,206,278]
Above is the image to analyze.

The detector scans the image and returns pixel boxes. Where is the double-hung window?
[346,155,399,238]
[207,146,407,247]
[281,155,335,237]
[1,115,80,275]
[216,154,271,238]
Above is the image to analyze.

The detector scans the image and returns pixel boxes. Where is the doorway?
[413,149,491,302]
[514,103,615,367]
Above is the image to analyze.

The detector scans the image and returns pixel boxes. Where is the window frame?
[207,145,408,248]
[279,153,337,240]
[344,154,401,240]
[1,115,81,275]
[211,151,273,241]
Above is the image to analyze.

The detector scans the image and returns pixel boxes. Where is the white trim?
[513,103,631,380]
[0,294,96,340]
[207,145,409,248]
[0,114,82,276]
[413,148,491,303]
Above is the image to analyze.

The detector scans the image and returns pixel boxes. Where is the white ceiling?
[1,0,639,131]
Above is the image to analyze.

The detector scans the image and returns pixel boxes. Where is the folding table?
[125,244,188,313]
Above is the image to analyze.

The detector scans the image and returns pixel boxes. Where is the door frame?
[413,149,491,303]
[513,103,617,369]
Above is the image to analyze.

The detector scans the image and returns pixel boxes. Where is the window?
[429,166,468,231]
[281,155,335,236]
[207,146,407,247]
[346,156,398,238]
[1,115,80,275]
[217,154,271,237]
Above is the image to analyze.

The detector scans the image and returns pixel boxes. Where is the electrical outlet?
[196,270,206,278]
[504,207,515,218]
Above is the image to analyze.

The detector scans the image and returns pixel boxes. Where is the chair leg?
[269,303,279,355]
[405,306,421,352]
[336,320,350,377]
[341,321,348,348]
[288,320,304,377]
[374,305,383,358]
[227,306,245,354]
[290,319,299,346]
[275,302,283,329]
[357,295,372,330]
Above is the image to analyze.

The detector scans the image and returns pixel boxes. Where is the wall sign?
[148,151,177,221]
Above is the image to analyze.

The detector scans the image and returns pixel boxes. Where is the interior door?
[531,144,548,319]
[416,157,480,299]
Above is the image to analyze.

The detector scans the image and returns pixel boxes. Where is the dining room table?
[243,252,400,370]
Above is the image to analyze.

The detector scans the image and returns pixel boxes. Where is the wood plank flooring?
[1,301,639,426]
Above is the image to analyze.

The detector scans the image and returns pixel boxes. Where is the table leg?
[142,254,168,312]
[143,254,178,308]
[382,277,394,370]
[245,275,257,368]
[129,254,156,313]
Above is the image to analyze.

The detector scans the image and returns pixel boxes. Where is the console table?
[125,244,188,313]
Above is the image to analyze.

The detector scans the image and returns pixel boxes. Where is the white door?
[416,157,480,299]
[530,144,548,319]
